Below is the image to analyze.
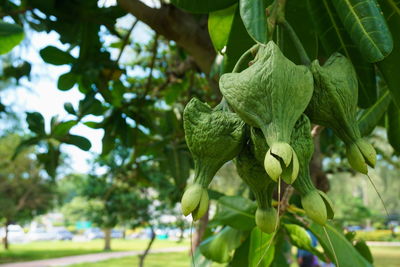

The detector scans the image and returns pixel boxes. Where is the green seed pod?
[220,41,313,182]
[181,184,203,216]
[255,207,278,234]
[291,114,334,225]
[236,143,278,233]
[307,53,376,173]
[183,98,246,188]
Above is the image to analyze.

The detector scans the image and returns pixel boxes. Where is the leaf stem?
[281,20,311,65]
[232,44,260,73]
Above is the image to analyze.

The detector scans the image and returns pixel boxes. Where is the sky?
[1,4,154,174]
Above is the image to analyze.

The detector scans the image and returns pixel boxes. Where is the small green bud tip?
[302,190,327,225]
[181,184,203,216]
[192,189,209,221]
[264,149,282,182]
[346,143,368,174]
[270,142,293,167]
[255,207,278,234]
[356,139,376,168]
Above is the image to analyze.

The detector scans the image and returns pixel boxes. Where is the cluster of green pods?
[181,41,376,232]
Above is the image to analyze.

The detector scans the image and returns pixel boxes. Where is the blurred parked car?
[111,229,123,239]
[27,228,57,241]
[0,225,25,243]
[52,228,73,240]
[84,228,104,240]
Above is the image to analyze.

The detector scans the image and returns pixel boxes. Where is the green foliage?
[170,0,237,14]
[0,134,55,225]
[40,46,76,65]
[331,0,393,63]
[0,21,24,55]
[239,0,269,43]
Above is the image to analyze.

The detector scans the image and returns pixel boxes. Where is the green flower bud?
[192,189,209,221]
[301,190,327,225]
[255,207,279,234]
[356,139,376,168]
[181,184,203,216]
[346,143,368,174]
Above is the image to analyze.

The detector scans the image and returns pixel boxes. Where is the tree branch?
[117,0,215,73]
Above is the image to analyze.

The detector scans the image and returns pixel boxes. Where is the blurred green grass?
[70,246,400,267]
[0,240,398,267]
[0,239,188,264]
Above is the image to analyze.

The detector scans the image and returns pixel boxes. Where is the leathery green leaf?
[386,101,400,154]
[331,0,393,62]
[170,0,237,14]
[308,222,374,267]
[208,4,236,53]
[358,90,392,136]
[239,0,269,43]
[307,0,377,108]
[377,0,400,109]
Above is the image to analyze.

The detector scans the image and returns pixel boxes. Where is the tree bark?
[117,0,215,74]
[103,228,112,251]
[3,220,10,250]
[138,227,156,267]
[191,206,209,254]
[311,129,330,192]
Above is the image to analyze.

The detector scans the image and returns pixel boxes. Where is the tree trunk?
[138,227,156,267]
[3,220,9,250]
[191,206,209,254]
[103,228,112,251]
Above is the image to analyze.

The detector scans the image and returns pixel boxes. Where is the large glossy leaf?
[239,0,268,43]
[208,5,237,53]
[358,90,392,136]
[307,0,377,108]
[212,196,256,230]
[248,227,275,267]
[52,120,78,138]
[229,236,250,267]
[223,6,255,73]
[12,136,42,160]
[354,240,374,263]
[58,72,78,91]
[377,0,400,109]
[200,227,244,263]
[0,21,24,55]
[26,112,46,136]
[61,134,92,151]
[283,0,319,64]
[308,223,374,267]
[284,224,325,259]
[270,233,290,267]
[40,46,76,65]
[386,102,400,153]
[170,0,237,14]
[331,0,393,62]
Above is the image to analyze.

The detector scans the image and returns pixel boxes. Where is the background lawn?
[70,246,400,267]
[0,239,188,264]
[1,240,398,266]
